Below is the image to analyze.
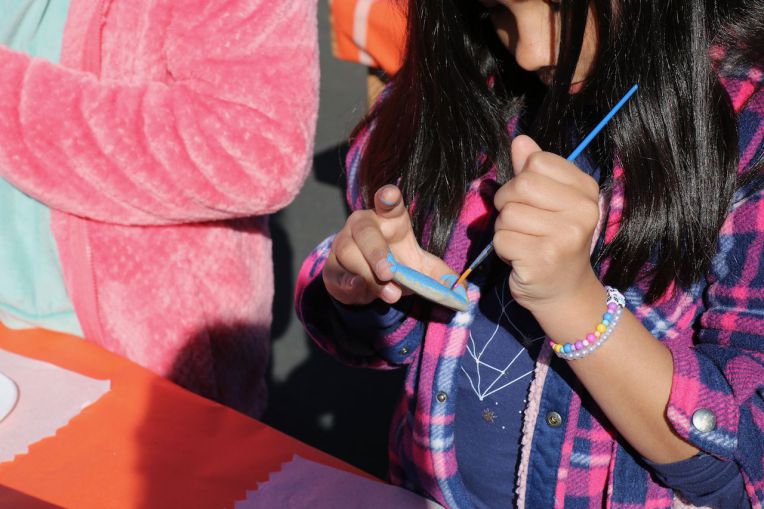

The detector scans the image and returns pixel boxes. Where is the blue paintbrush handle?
[461,84,639,276]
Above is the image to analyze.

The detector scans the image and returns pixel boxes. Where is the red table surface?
[0,325,372,508]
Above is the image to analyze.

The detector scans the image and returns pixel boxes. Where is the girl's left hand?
[493,135,602,314]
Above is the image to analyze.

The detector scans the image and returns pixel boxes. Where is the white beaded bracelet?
[550,286,626,361]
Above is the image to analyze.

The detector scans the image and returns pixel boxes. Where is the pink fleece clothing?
[0,0,319,417]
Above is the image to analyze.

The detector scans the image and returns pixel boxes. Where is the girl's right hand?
[323,184,457,306]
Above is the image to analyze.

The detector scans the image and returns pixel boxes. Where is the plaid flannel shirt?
[296,60,764,508]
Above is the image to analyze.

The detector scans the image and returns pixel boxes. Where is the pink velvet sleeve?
[0,0,318,225]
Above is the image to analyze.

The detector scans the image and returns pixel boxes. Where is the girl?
[0,0,318,417]
[297,0,764,507]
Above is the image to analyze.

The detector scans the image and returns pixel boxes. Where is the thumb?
[511,135,543,176]
[374,184,408,219]
[374,184,416,243]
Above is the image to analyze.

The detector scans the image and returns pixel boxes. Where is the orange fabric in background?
[0,324,370,509]
[330,0,408,76]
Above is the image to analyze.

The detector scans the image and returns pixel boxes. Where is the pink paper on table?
[0,348,110,463]
[235,455,445,509]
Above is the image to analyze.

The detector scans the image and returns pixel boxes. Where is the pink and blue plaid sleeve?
[294,244,425,369]
[664,185,764,504]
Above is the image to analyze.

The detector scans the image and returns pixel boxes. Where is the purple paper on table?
[234,455,444,509]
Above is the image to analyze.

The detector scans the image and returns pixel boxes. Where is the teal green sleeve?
[0,0,82,336]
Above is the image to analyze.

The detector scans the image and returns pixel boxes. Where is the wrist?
[527,272,605,321]
[529,276,614,348]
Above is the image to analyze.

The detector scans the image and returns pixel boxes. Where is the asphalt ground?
[261,1,406,479]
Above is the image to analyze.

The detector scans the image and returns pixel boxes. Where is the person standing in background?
[0,0,319,418]
[330,0,406,106]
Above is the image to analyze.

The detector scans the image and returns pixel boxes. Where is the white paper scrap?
[0,348,111,462]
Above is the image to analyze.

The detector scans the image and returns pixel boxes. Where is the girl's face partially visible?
[477,0,598,92]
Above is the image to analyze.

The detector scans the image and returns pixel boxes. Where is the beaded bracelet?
[550,286,626,360]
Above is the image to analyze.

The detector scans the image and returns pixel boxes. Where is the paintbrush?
[452,84,639,289]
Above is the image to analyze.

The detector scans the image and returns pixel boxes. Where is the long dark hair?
[355,0,764,301]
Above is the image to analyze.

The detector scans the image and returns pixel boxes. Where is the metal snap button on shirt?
[399,346,409,355]
[691,409,716,433]
[546,411,563,428]
[436,391,448,403]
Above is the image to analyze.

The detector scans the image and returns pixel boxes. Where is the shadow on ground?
[262,341,405,480]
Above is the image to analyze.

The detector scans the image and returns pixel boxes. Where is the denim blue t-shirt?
[454,262,543,508]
